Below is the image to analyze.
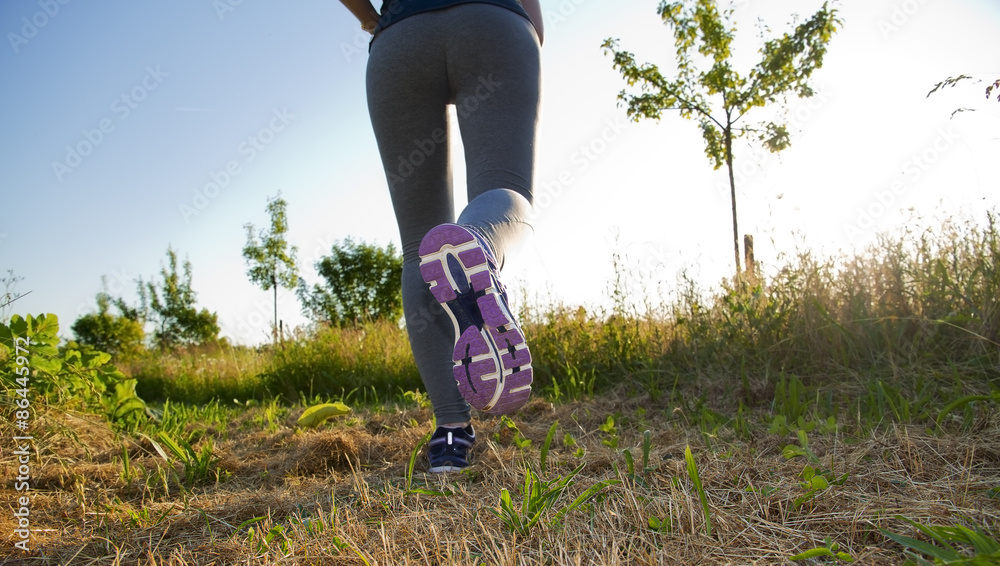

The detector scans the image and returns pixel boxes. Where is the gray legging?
[366,3,541,425]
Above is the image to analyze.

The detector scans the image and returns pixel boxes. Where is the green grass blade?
[233,516,267,538]
[880,527,962,561]
[136,432,171,462]
[155,431,188,463]
[556,479,621,522]
[624,449,635,476]
[540,421,558,475]
[684,445,713,537]
[642,430,652,471]
[406,429,432,492]
[937,394,1000,427]
[954,526,1000,554]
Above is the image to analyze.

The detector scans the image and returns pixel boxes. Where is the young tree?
[243,194,299,341]
[297,238,402,327]
[139,247,220,349]
[71,287,145,358]
[603,0,840,275]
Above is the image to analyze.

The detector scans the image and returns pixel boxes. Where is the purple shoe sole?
[418,224,532,414]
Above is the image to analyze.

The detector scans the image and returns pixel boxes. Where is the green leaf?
[560,479,620,519]
[790,547,834,560]
[405,429,432,492]
[0,324,13,351]
[9,314,29,338]
[31,313,61,347]
[113,398,147,421]
[297,402,352,428]
[684,445,712,537]
[810,475,829,491]
[407,487,452,497]
[156,431,189,462]
[642,429,652,471]
[783,444,808,459]
[880,528,962,561]
[540,420,558,475]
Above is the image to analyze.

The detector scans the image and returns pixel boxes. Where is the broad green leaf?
[296,402,352,428]
[810,475,829,490]
[783,445,808,459]
[9,314,28,337]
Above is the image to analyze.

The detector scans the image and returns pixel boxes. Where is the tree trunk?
[724,116,741,275]
[271,274,278,344]
[744,234,755,282]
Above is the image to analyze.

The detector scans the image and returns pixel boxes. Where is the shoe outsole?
[418,224,532,414]
[428,464,466,473]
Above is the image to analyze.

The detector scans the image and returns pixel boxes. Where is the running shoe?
[418,223,532,414]
[428,425,475,473]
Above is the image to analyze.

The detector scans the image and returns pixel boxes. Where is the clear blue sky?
[2,1,998,345]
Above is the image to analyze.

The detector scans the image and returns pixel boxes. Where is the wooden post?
[743,234,755,282]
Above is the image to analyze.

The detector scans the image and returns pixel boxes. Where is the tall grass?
[536,213,998,391]
[125,342,272,403]
[260,320,421,403]
[126,319,422,405]
[125,212,1000,421]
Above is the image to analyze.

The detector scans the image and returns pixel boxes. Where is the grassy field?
[2,213,999,564]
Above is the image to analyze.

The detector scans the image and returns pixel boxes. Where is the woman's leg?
[367,14,471,426]
[366,4,541,423]
[446,4,542,262]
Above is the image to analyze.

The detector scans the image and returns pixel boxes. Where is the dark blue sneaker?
[428,425,476,473]
[418,223,533,414]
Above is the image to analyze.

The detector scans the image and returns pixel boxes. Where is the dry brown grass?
[2,391,999,566]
